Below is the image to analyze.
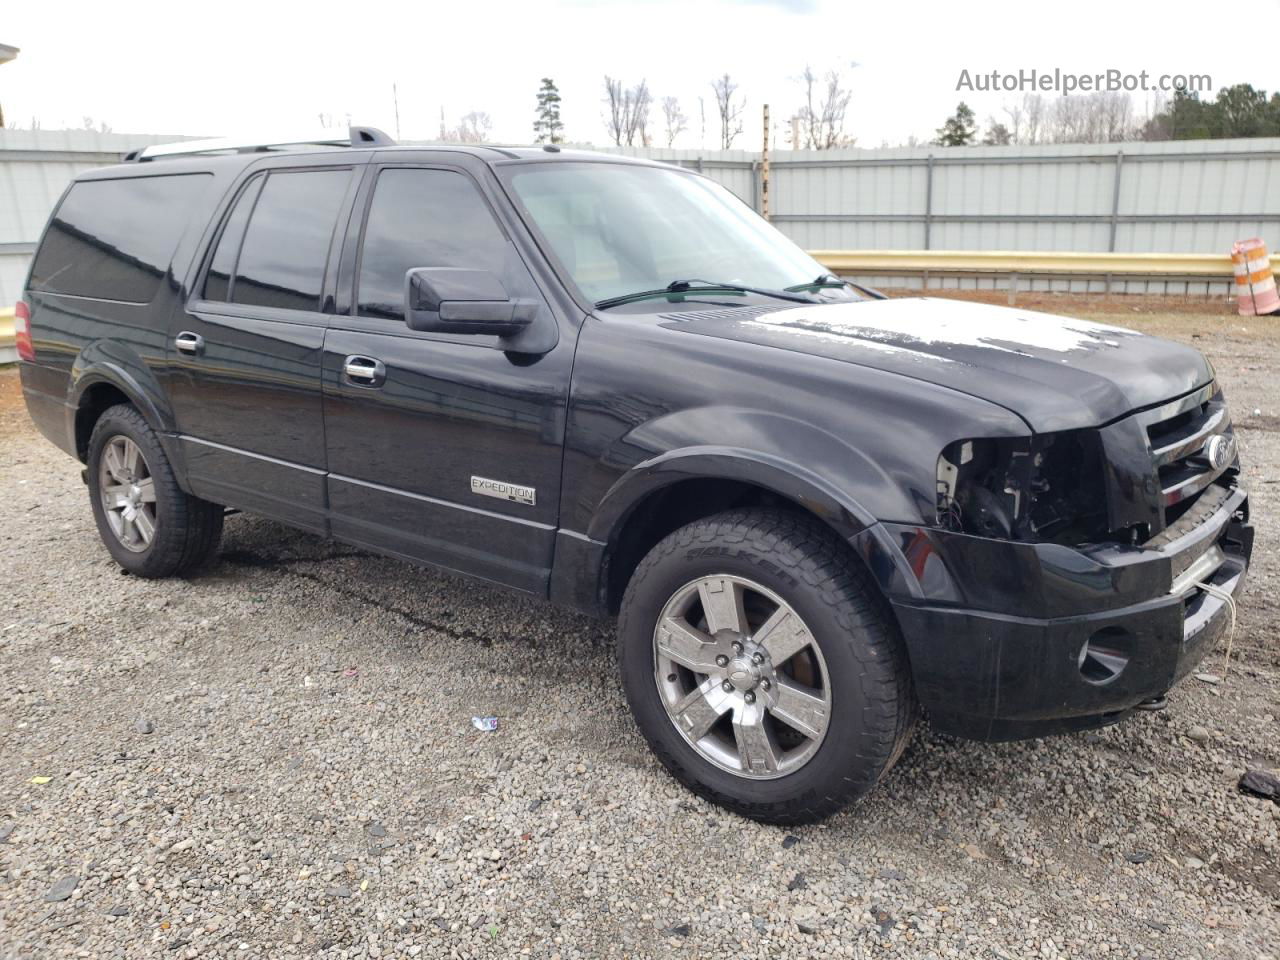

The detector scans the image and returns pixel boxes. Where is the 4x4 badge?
[471,476,536,507]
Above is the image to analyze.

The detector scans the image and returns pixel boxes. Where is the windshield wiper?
[785,273,888,300]
[594,279,819,311]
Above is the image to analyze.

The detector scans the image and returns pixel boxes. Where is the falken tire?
[618,508,917,824]
[86,404,224,578]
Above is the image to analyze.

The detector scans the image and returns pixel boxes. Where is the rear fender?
[68,340,185,480]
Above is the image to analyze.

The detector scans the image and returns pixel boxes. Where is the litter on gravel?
[1238,768,1280,802]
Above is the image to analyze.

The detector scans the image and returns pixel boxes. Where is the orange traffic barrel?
[1232,238,1279,316]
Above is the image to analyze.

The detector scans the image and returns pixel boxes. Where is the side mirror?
[404,268,533,337]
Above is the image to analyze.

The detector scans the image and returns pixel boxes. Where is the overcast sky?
[6,0,1280,148]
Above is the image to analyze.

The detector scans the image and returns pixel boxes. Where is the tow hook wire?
[1195,580,1238,678]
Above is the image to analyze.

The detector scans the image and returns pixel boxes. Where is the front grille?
[1145,384,1236,528]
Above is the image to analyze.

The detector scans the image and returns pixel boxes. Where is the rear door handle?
[174,331,204,356]
[343,355,386,386]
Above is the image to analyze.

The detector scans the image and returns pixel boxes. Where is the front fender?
[584,440,926,610]
[586,442,926,601]
[588,444,877,545]
[585,405,928,542]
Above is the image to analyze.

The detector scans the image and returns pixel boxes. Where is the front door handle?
[343,355,386,386]
[174,331,204,356]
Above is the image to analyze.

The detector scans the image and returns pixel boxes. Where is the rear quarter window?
[28,173,213,303]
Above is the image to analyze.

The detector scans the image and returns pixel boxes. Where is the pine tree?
[934,102,977,147]
[534,78,564,144]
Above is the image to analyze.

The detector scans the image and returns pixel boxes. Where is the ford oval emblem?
[1204,434,1236,471]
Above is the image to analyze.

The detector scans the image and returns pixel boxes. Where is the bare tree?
[711,73,744,149]
[1018,93,1047,144]
[1096,92,1134,142]
[1042,92,1135,143]
[603,76,652,146]
[1049,95,1090,143]
[661,96,687,147]
[316,112,351,130]
[627,80,652,146]
[604,76,627,145]
[1002,101,1023,144]
[459,112,492,143]
[442,111,492,143]
[794,66,854,149]
[1003,91,1136,145]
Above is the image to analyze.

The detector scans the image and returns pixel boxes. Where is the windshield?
[505,161,852,307]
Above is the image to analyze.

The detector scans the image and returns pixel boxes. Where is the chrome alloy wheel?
[653,575,832,779]
[98,436,157,552]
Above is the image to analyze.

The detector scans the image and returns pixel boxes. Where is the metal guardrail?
[811,249,1240,301]
[0,306,15,363]
[812,249,1232,276]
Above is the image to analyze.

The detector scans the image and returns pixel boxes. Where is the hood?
[668,297,1212,432]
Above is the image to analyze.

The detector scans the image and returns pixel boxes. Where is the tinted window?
[203,175,264,302]
[358,169,507,321]
[29,174,212,303]
[232,169,351,312]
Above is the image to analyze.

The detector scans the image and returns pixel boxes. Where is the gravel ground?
[0,307,1277,960]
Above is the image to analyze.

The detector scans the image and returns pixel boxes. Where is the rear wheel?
[618,508,917,824]
[87,404,224,577]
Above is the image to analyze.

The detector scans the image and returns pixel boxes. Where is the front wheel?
[87,404,224,577]
[618,509,917,824]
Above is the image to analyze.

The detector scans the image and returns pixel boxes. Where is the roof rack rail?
[125,125,396,162]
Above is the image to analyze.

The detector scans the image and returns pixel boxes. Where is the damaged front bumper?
[857,483,1253,741]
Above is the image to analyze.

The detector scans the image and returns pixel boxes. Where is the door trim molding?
[178,435,555,530]
[329,472,556,531]
[179,434,326,474]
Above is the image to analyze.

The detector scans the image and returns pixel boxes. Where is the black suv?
[16,127,1252,824]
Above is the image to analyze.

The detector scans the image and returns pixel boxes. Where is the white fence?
[614,139,1280,295]
[4,129,1280,304]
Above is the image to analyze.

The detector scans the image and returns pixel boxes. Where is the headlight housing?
[936,431,1110,545]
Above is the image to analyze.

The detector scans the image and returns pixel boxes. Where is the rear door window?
[202,175,264,302]
[229,169,351,312]
[357,168,508,321]
[29,173,212,303]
